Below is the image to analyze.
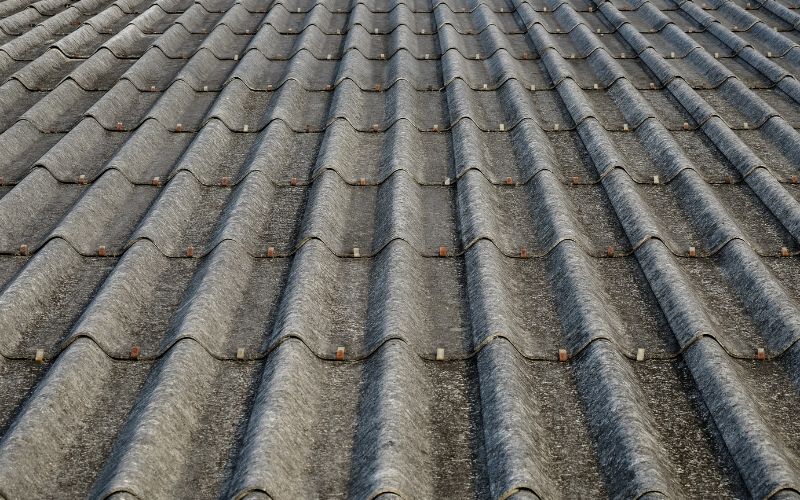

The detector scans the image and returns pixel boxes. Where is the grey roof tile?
[1,0,800,496]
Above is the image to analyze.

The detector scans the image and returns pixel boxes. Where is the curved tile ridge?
[676,0,800,101]
[0,336,146,500]
[753,0,800,30]
[554,0,800,355]
[89,336,242,499]
[444,10,681,497]
[596,0,800,243]
[538,0,800,494]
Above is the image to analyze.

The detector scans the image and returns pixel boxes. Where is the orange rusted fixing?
[374,83,382,92]
[572,176,580,185]
[116,122,124,131]
[756,347,765,360]
[0,176,4,186]
[359,177,367,186]
[505,177,514,185]
[558,349,568,362]
[520,247,528,258]
[439,246,447,257]
[186,246,194,258]
[336,346,345,361]
[19,244,28,256]
[607,246,615,257]
[130,345,141,360]
[151,176,161,186]
[688,246,696,257]
[98,245,106,257]
[290,177,298,186]
[267,246,275,258]
[221,176,231,187]
[781,247,790,257]
[372,123,379,132]
[34,349,44,363]
[236,347,245,360]
[175,123,182,132]
[790,175,799,184]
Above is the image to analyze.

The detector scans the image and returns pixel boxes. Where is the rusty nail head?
[757,347,765,360]
[336,346,345,361]
[359,177,366,186]
[267,246,275,257]
[372,124,379,132]
[176,123,182,132]
[290,177,298,186]
[781,247,790,257]
[186,246,194,258]
[607,246,615,257]
[116,122,124,131]
[79,174,87,184]
[688,246,696,257]
[19,244,28,256]
[439,246,447,257]
[221,176,231,187]
[152,176,161,186]
[35,349,44,363]
[98,245,106,257]
[572,176,580,185]
[558,349,568,362]
[791,175,798,184]
[130,345,140,359]
[374,83,381,92]
[520,247,528,258]
[505,177,513,185]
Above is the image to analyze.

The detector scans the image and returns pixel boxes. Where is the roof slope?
[1,0,800,496]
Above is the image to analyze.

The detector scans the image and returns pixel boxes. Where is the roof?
[1,0,800,496]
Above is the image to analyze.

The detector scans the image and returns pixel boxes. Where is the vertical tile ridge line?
[435,3,550,497]
[596,0,800,243]
[556,0,800,364]
[0,338,121,499]
[222,3,369,497]
[542,0,800,494]
[452,3,675,497]
[89,339,223,499]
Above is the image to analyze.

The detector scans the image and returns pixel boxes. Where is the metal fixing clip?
[35,349,44,363]
[237,348,245,360]
[436,348,445,361]
[636,348,645,361]
[781,247,790,257]
[336,346,346,360]
[98,245,106,257]
[186,246,194,258]
[438,246,447,257]
[130,345,141,360]
[756,347,765,360]
[688,246,696,257]
[267,246,275,258]
[558,349,568,362]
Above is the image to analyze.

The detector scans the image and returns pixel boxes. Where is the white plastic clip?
[499,123,505,131]
[636,348,645,361]
[653,175,660,184]
[35,349,44,363]
[237,348,245,360]
[436,348,445,360]
[353,247,361,258]
[444,177,451,186]
[243,124,249,132]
